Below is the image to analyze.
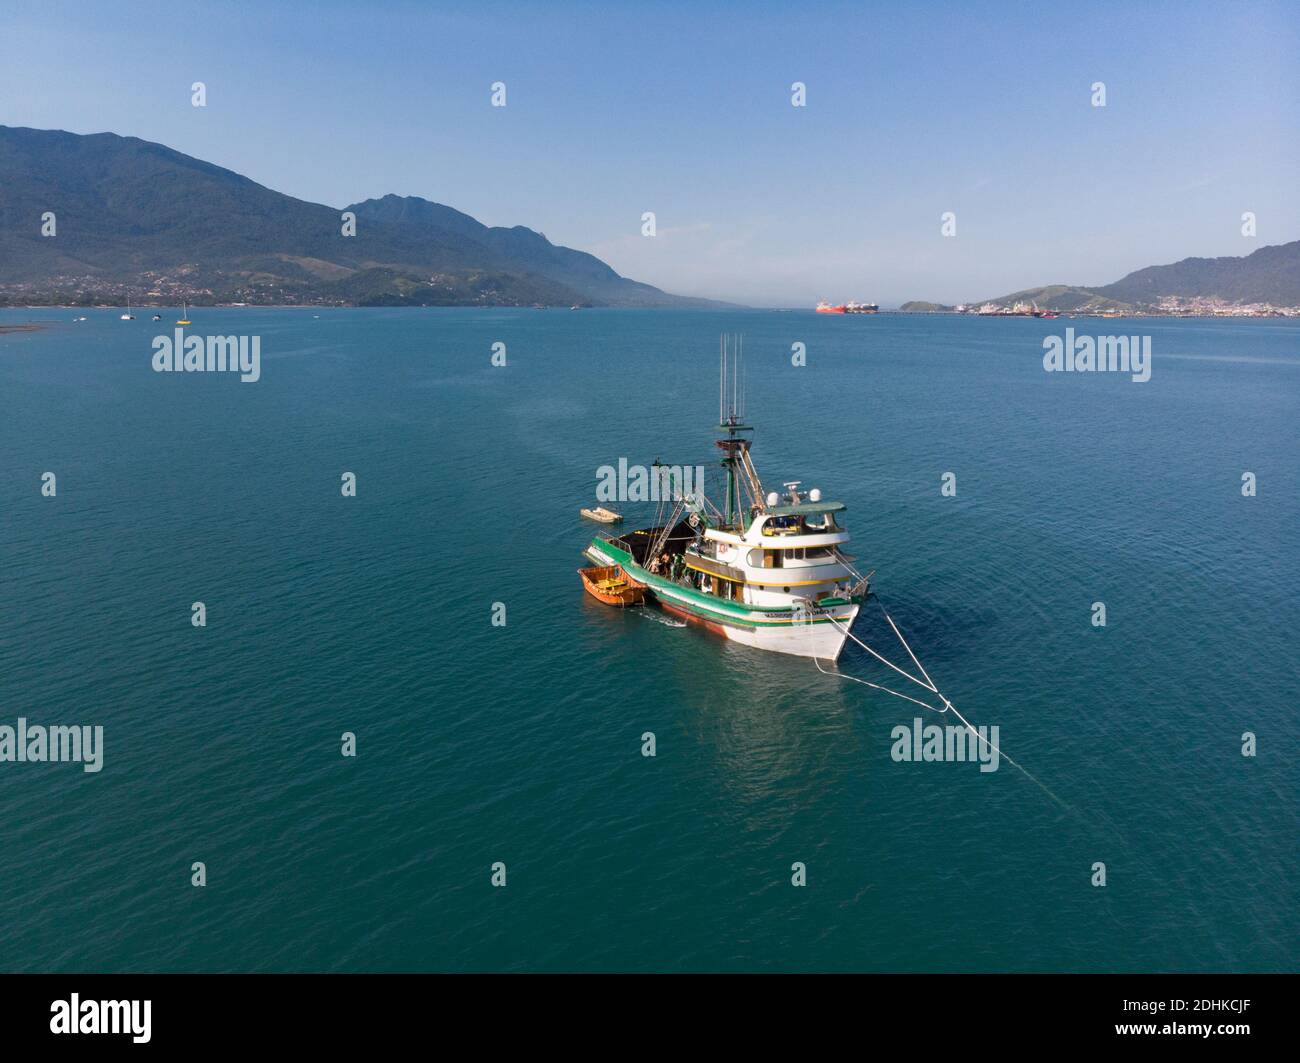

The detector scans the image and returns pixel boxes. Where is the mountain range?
[901,240,1300,313]
[0,125,715,308]
[3,125,1296,313]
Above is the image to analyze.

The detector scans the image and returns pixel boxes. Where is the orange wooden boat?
[578,565,645,607]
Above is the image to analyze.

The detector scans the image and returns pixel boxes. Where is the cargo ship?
[815,300,847,314]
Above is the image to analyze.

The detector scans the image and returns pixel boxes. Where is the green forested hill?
[0,125,716,307]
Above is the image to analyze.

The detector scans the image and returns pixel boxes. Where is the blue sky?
[2,0,1297,305]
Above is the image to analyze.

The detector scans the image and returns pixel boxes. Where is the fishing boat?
[578,565,646,607]
[583,337,869,660]
[581,506,623,524]
[575,336,1031,796]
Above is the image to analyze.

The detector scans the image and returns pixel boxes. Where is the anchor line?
[810,604,1072,812]
[810,653,945,713]
[831,617,937,693]
[886,612,937,692]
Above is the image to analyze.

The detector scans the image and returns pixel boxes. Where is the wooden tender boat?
[578,565,645,607]
[581,506,623,524]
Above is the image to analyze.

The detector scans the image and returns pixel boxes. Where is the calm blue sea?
[1,307,1296,972]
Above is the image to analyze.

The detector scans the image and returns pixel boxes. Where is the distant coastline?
[5,304,1297,322]
[3,126,1295,316]
[896,239,1300,318]
[895,302,1300,319]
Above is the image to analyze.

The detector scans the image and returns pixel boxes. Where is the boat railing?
[601,534,635,555]
[848,569,875,599]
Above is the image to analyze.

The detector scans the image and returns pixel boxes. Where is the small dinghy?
[578,565,645,607]
[580,506,623,524]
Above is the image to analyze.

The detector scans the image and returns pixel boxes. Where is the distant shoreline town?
[3,301,1297,322]
[5,271,1298,318]
[0,273,575,310]
[898,296,1300,318]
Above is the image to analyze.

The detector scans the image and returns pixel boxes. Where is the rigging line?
[739,334,745,420]
[733,332,743,415]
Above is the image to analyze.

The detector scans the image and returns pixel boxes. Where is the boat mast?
[716,334,757,529]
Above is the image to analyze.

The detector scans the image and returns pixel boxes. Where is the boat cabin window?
[761,516,802,536]
[783,547,832,560]
[760,511,839,536]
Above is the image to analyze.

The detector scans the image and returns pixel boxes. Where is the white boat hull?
[718,604,859,659]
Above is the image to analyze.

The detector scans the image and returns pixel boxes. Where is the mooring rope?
[810,652,945,712]
[813,607,1072,811]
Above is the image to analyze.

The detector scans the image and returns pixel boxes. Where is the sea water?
[0,307,1296,971]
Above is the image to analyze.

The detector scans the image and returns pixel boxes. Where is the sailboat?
[120,297,134,320]
[582,335,868,659]
[176,301,191,326]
